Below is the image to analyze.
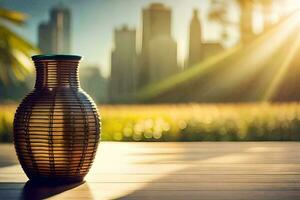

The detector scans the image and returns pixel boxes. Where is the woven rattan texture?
[13,58,100,182]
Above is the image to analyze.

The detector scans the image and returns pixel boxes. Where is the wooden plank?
[1,142,300,200]
[3,174,300,183]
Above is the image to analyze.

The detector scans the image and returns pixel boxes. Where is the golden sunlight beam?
[195,10,300,101]
[263,26,300,101]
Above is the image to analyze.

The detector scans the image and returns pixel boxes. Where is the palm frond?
[0,7,27,25]
[0,24,38,52]
[0,24,38,85]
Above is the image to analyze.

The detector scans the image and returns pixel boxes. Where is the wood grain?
[0,142,300,199]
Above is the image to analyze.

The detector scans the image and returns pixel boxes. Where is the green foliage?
[2,104,300,142]
[0,7,38,85]
[100,104,300,142]
[0,105,14,142]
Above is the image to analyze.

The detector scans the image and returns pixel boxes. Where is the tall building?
[148,35,178,83]
[187,9,224,68]
[110,25,137,102]
[38,22,52,53]
[140,3,178,86]
[50,5,71,54]
[188,9,202,67]
[38,4,71,54]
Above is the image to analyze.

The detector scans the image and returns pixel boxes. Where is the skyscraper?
[50,5,71,54]
[110,25,137,102]
[188,9,202,67]
[38,4,71,54]
[140,3,178,86]
[187,9,224,68]
[38,22,52,53]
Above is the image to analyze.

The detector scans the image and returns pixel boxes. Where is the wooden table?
[1,142,300,200]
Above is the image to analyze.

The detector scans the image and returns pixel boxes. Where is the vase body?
[13,55,101,182]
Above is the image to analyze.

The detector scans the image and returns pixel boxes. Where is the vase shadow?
[21,180,87,200]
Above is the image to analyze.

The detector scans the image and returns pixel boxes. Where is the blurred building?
[187,9,224,68]
[110,25,137,103]
[80,66,108,104]
[140,3,178,86]
[188,9,202,67]
[38,4,71,54]
[38,22,52,53]
[50,5,71,53]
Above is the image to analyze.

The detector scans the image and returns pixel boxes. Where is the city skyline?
[109,3,182,102]
[2,0,295,78]
[2,0,240,78]
[109,2,228,103]
[38,4,71,54]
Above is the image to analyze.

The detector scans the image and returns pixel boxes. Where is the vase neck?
[34,60,80,89]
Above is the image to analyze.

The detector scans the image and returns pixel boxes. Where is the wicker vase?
[13,55,101,183]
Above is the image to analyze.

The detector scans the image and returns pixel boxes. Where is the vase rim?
[32,54,82,61]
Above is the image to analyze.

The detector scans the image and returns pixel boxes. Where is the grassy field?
[1,103,300,142]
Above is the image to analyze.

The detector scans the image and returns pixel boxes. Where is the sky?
[2,0,241,77]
